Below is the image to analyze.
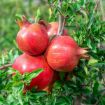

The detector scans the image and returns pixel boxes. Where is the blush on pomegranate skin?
[12,53,54,91]
[16,17,49,56]
[45,36,89,72]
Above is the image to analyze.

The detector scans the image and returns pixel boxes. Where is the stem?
[94,0,105,21]
[94,0,100,12]
[57,0,65,35]
[0,64,12,70]
[99,0,105,21]
[73,95,82,105]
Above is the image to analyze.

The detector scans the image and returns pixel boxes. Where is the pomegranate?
[45,36,89,72]
[47,22,68,36]
[16,16,49,56]
[12,53,54,91]
[43,71,60,92]
[38,21,68,38]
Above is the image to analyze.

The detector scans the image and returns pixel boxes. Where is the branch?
[94,0,105,21]
[73,95,82,105]
[0,64,12,70]
[57,0,65,35]
[94,0,100,12]
[99,0,105,21]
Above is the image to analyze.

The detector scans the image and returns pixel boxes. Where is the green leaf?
[93,81,99,95]
[0,95,6,105]
[31,91,47,98]
[35,8,41,22]
[7,94,15,104]
[23,69,43,83]
[15,14,23,20]
[88,58,98,65]
[84,66,89,75]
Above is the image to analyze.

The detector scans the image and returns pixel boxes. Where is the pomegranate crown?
[78,48,90,60]
[16,15,30,28]
[38,20,49,30]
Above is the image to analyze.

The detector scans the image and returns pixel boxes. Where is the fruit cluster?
[12,16,89,92]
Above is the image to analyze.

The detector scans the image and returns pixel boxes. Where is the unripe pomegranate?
[16,16,49,56]
[12,53,54,91]
[45,36,89,72]
[38,21,68,38]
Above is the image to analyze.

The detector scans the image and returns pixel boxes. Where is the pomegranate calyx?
[16,15,30,28]
[38,20,49,30]
[78,48,90,60]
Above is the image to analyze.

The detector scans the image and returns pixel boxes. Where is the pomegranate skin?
[43,71,60,92]
[45,36,88,72]
[12,53,54,90]
[47,22,68,37]
[38,21,68,38]
[16,23,49,56]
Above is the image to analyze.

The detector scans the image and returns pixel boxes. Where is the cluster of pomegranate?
[12,16,89,92]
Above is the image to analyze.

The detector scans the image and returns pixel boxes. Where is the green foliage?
[0,0,105,105]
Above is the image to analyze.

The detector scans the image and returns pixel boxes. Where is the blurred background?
[0,0,50,51]
[0,0,105,50]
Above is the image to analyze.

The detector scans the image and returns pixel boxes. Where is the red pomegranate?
[45,36,89,72]
[43,71,60,92]
[12,53,54,91]
[47,22,68,36]
[38,21,68,38]
[16,16,49,56]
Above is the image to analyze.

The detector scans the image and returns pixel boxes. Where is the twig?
[73,95,82,105]
[0,64,12,70]
[47,0,68,34]
[99,0,105,21]
[57,0,65,35]
[94,0,100,12]
[94,0,105,21]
